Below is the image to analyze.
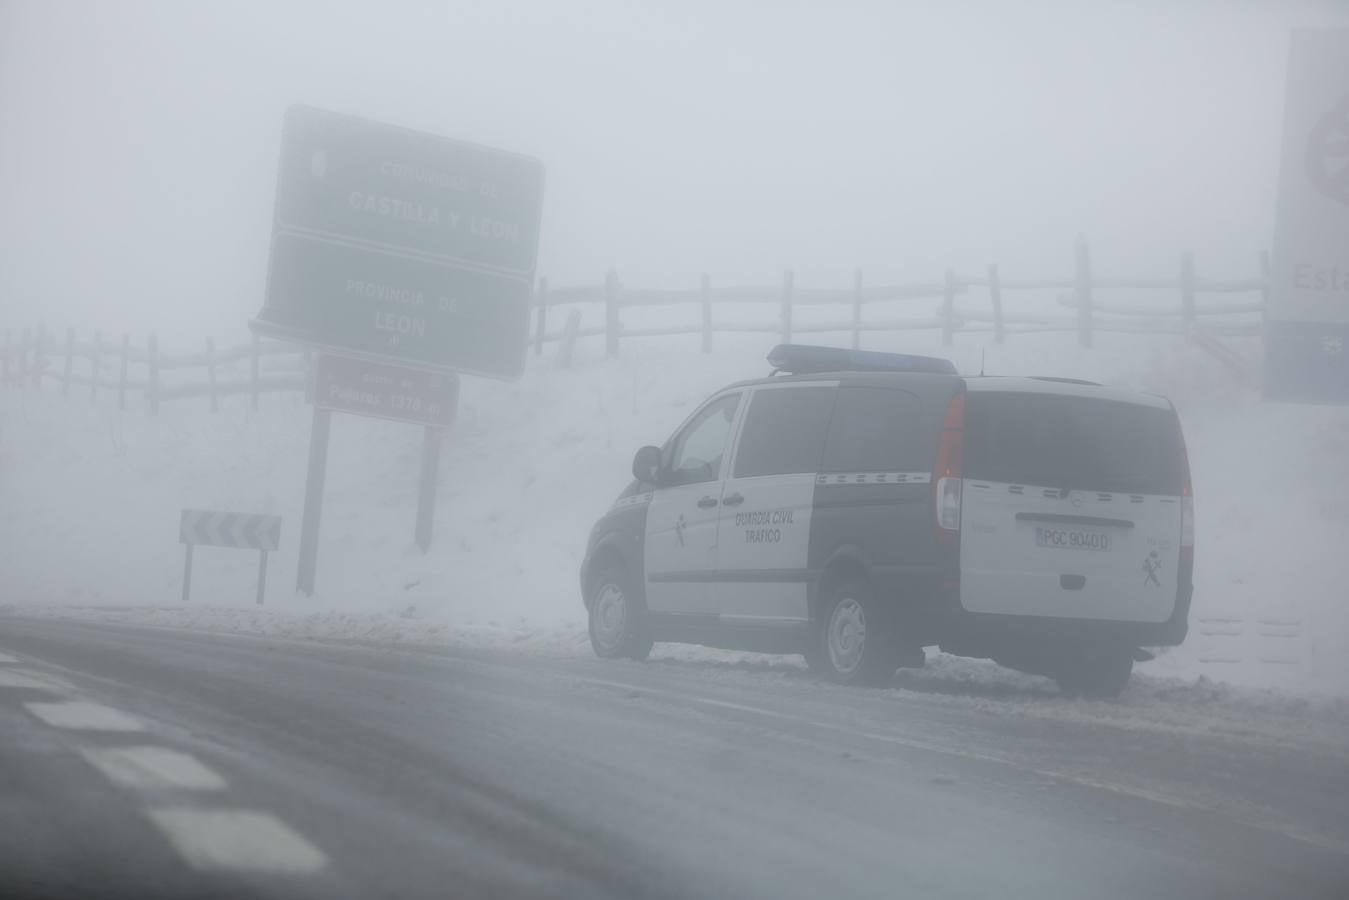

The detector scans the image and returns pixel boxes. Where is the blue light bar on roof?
[767,344,958,376]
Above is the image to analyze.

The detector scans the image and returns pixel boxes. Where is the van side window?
[668,393,741,486]
[732,387,835,478]
[822,387,925,473]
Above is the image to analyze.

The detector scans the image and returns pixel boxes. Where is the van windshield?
[964,392,1183,495]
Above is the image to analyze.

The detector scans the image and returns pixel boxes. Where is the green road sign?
[253,106,544,379]
[276,105,544,274]
[260,232,531,379]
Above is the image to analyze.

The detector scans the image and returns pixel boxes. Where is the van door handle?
[722,493,745,507]
[696,496,719,509]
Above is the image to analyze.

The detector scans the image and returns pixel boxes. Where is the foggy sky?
[3,0,1348,342]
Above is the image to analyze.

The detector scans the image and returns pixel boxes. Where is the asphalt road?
[0,614,1346,900]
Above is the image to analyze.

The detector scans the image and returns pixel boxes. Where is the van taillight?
[1177,416,1194,563]
[934,392,966,546]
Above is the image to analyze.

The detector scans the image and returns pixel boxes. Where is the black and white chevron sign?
[179,509,281,551]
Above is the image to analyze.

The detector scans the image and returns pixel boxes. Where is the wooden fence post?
[941,270,957,346]
[781,270,794,344]
[1259,249,1271,306]
[1180,252,1196,334]
[303,346,315,404]
[534,276,548,356]
[148,333,161,415]
[851,269,863,350]
[31,325,44,387]
[20,328,31,384]
[62,327,75,397]
[558,309,581,368]
[90,330,102,401]
[1075,237,1093,348]
[700,273,713,353]
[206,338,218,413]
[4,329,15,385]
[250,333,261,412]
[988,264,1005,345]
[118,334,130,410]
[604,269,620,358]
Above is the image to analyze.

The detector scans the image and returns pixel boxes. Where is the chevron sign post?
[179,510,283,605]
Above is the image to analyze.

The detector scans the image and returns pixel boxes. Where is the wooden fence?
[1,241,1269,413]
[531,241,1269,357]
[0,329,311,414]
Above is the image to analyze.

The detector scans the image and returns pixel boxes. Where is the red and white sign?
[315,353,458,427]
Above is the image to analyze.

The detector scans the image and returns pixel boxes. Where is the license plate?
[1035,527,1111,552]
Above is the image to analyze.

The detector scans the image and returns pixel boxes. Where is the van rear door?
[958,388,1185,624]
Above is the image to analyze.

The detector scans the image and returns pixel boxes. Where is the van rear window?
[964,393,1183,495]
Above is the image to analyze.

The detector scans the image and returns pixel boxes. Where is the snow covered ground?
[2,324,1346,698]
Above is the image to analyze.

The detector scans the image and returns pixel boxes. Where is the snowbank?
[2,326,1346,697]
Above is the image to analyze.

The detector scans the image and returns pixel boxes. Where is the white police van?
[580,345,1194,697]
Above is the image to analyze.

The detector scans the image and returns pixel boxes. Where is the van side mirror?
[632,445,663,485]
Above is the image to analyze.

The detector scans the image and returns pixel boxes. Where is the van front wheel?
[588,566,653,661]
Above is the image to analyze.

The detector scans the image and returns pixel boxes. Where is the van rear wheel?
[1055,650,1133,700]
[807,579,896,687]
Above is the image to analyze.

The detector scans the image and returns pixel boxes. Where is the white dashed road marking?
[24,700,145,732]
[0,668,76,693]
[0,669,63,690]
[146,809,329,873]
[7,653,326,880]
[81,746,228,792]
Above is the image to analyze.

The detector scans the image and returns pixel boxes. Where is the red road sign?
[315,353,458,427]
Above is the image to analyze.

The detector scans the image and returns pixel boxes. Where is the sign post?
[252,106,543,596]
[179,510,283,605]
[316,352,459,562]
[415,425,445,553]
[1266,30,1349,404]
[182,545,194,606]
[295,407,332,597]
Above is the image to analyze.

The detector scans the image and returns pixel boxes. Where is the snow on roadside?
[0,603,594,657]
[893,651,1349,753]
